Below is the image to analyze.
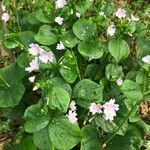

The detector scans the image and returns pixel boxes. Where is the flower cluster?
[89,99,119,121]
[1,3,9,22]
[25,43,54,73]
[142,55,150,64]
[67,101,78,124]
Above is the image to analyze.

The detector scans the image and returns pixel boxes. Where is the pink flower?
[29,76,36,83]
[115,8,126,19]
[69,101,76,111]
[67,110,78,124]
[89,102,102,115]
[39,51,53,63]
[103,99,119,121]
[56,41,65,50]
[75,12,81,18]
[116,78,123,86]
[107,24,116,36]
[1,4,6,11]
[142,55,150,64]
[55,0,67,9]
[1,12,9,22]
[25,58,39,73]
[55,16,63,25]
[28,43,43,56]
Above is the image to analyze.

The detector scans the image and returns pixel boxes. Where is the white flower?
[55,0,67,9]
[25,58,39,73]
[89,102,102,115]
[55,16,64,25]
[116,78,123,86]
[28,43,43,56]
[56,41,65,50]
[33,86,38,91]
[1,12,9,22]
[107,24,116,36]
[99,11,106,17]
[131,14,139,22]
[75,12,81,18]
[39,51,53,63]
[115,8,126,19]
[103,99,119,121]
[142,55,150,64]
[29,76,36,83]
[1,4,6,11]
[69,101,76,111]
[67,110,78,124]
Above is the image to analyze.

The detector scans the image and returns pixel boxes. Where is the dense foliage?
[0,0,150,149]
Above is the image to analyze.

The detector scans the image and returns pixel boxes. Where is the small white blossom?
[39,51,53,63]
[103,99,119,121]
[75,12,81,18]
[1,4,6,11]
[28,43,43,56]
[115,8,126,19]
[55,0,67,9]
[89,102,102,115]
[56,41,65,50]
[116,78,123,86]
[67,110,78,124]
[131,14,139,22]
[55,16,64,25]
[29,76,36,83]
[142,55,150,64]
[25,58,39,73]
[1,12,9,22]
[69,101,76,111]
[107,24,116,36]
[33,86,38,91]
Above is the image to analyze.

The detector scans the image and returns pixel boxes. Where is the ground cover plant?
[0,0,150,149]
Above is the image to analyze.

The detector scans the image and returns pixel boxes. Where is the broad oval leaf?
[35,25,57,45]
[24,104,49,133]
[48,117,81,150]
[73,79,103,108]
[48,87,70,113]
[78,40,103,61]
[73,19,95,41]
[121,80,143,101]
[81,125,102,150]
[59,50,79,83]
[108,39,130,62]
[33,127,52,150]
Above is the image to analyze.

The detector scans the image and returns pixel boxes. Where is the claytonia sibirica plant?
[0,0,150,149]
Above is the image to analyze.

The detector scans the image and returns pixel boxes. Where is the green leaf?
[73,19,95,41]
[75,0,93,15]
[78,40,103,61]
[28,12,40,24]
[107,126,142,150]
[33,127,52,150]
[108,39,130,62]
[105,63,124,81]
[0,83,25,107]
[48,117,81,150]
[59,50,79,83]
[81,125,102,150]
[49,77,72,96]
[48,87,70,112]
[60,30,79,48]
[73,79,103,108]
[95,115,128,136]
[35,10,50,23]
[0,64,25,107]
[24,104,49,133]
[35,25,57,45]
[121,80,143,101]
